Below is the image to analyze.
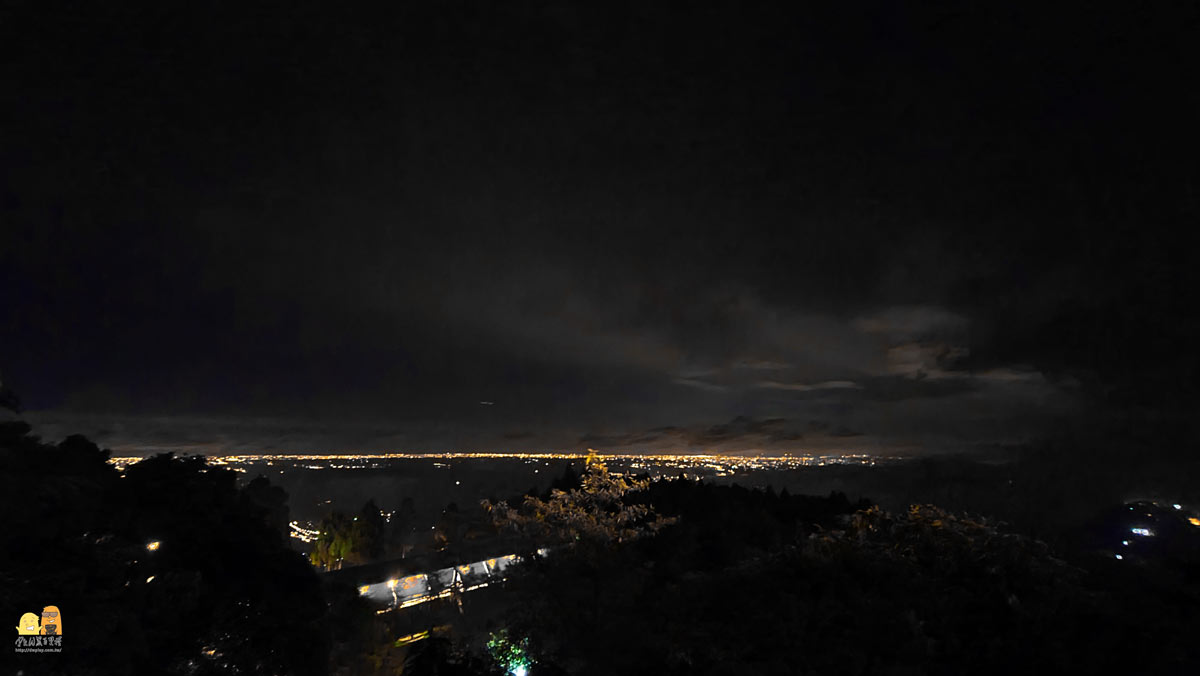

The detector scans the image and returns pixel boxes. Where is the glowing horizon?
[107,450,897,470]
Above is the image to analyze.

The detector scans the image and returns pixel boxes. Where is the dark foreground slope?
[5,422,1198,675]
[2,421,328,675]
[403,470,1200,675]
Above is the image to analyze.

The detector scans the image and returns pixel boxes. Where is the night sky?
[2,2,1197,454]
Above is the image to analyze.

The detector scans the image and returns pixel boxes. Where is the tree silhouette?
[481,454,675,546]
[311,511,355,570]
[310,499,388,569]
[1,423,329,675]
[243,474,290,536]
[387,495,419,558]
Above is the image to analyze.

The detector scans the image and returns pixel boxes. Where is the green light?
[487,630,533,676]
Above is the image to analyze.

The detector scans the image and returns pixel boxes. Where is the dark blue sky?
[2,2,1196,453]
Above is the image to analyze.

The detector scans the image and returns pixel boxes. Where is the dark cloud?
[849,376,981,403]
[579,415,864,453]
[2,2,1196,453]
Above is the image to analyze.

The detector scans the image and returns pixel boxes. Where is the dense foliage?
[463,478,1200,675]
[481,454,675,547]
[311,500,388,570]
[1,421,329,675]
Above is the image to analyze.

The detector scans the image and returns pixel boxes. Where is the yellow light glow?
[146,541,161,551]
[358,585,370,595]
[387,579,398,588]
[394,630,430,647]
[108,450,893,471]
[1189,517,1200,527]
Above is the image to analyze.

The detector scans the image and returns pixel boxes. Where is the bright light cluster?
[358,553,524,611]
[109,450,895,471]
[288,521,320,543]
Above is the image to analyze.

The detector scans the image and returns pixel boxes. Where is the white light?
[1131,527,1153,537]
[456,481,461,485]
[1122,540,1129,546]
[1114,554,1123,560]
[1174,504,1182,510]
[512,667,527,676]
[146,575,155,582]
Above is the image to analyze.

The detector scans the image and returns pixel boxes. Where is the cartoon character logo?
[39,606,61,636]
[15,613,39,635]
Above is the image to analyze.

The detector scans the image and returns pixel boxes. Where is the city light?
[1190,518,1200,527]
[108,450,894,473]
[1130,527,1153,537]
[289,521,321,543]
[1114,555,1123,560]
[146,541,161,552]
